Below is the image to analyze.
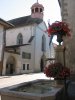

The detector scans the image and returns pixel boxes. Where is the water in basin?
[14,80,56,94]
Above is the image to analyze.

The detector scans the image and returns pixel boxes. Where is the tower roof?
[31,2,44,19]
[31,3,44,9]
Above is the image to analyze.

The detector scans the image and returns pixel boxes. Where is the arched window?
[40,8,43,13]
[32,9,34,13]
[35,7,38,12]
[42,35,46,51]
[17,33,23,45]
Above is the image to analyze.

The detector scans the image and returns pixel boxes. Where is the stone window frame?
[22,52,31,59]
[27,64,29,70]
[32,9,34,13]
[23,63,29,70]
[35,7,39,12]
[40,8,43,13]
[17,33,23,45]
[23,64,26,70]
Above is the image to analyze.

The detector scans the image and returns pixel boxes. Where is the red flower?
[44,62,70,79]
[47,21,71,37]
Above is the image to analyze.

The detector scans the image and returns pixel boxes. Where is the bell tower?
[31,0,44,19]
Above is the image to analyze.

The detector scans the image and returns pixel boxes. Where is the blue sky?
[0,0,61,24]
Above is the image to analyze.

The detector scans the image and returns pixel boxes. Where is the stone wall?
[59,0,75,74]
[55,45,65,66]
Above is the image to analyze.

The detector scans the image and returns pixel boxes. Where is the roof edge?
[0,18,14,28]
[5,43,30,48]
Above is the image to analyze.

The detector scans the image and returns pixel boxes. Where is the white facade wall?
[20,44,35,73]
[49,43,55,58]
[34,22,50,71]
[6,25,35,74]
[6,25,34,46]
[4,21,54,74]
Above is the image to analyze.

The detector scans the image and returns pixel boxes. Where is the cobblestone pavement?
[0,73,50,89]
[0,73,50,100]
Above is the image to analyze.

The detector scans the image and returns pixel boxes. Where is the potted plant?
[44,62,70,99]
[44,62,70,80]
[47,21,71,45]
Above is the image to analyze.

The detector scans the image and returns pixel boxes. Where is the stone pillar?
[64,37,75,75]
[55,45,65,66]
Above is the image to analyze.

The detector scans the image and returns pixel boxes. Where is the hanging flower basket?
[47,21,71,45]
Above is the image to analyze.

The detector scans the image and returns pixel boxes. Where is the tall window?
[17,33,23,45]
[40,8,43,13]
[42,35,46,51]
[35,7,38,12]
[23,64,25,70]
[32,9,34,13]
[27,64,29,70]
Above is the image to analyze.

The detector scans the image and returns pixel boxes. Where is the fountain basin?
[0,79,64,100]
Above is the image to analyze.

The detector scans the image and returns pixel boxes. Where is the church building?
[0,1,55,75]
